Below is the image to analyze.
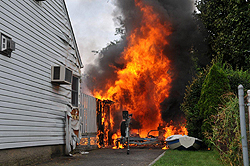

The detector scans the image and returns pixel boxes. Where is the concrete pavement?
[36,147,165,166]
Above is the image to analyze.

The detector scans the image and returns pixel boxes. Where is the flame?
[162,146,169,150]
[164,124,188,138]
[94,0,187,147]
[78,138,88,146]
[97,130,102,148]
[112,132,124,149]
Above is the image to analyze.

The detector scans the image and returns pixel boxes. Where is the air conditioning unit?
[0,33,15,57]
[51,66,72,84]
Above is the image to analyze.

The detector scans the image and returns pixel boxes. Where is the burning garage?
[81,0,208,149]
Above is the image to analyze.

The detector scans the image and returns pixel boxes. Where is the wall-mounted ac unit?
[0,33,15,57]
[51,66,72,84]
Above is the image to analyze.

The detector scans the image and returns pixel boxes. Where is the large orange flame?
[94,0,187,143]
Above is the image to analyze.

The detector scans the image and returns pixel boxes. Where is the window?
[71,76,79,107]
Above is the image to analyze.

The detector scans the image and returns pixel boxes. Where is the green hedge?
[198,63,231,145]
[181,69,207,139]
[204,93,242,165]
[182,63,250,149]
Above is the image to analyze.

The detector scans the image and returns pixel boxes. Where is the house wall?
[0,0,82,160]
[0,145,64,166]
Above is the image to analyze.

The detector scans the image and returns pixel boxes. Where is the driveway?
[37,147,165,166]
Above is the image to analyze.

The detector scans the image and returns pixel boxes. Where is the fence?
[79,93,97,149]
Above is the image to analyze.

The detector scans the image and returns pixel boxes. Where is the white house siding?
[0,0,82,150]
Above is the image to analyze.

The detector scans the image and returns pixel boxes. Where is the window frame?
[71,76,79,107]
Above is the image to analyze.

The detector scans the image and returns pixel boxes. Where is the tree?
[196,0,250,70]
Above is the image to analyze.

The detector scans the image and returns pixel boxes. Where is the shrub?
[224,65,250,94]
[198,63,230,145]
[182,63,250,149]
[204,93,242,165]
[181,71,207,139]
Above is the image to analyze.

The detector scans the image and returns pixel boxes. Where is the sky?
[65,0,120,68]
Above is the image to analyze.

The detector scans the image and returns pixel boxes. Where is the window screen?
[65,68,72,83]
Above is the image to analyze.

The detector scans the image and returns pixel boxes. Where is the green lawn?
[153,149,226,166]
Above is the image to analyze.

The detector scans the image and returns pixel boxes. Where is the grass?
[152,149,226,166]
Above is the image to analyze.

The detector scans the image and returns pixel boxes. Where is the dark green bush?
[198,63,231,145]
[181,70,207,139]
[182,63,250,149]
[224,65,250,94]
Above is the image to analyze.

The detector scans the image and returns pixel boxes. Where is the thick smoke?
[84,0,209,125]
[155,0,210,124]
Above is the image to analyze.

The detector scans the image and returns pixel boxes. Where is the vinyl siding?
[0,0,82,150]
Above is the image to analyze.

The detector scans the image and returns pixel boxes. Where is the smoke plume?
[84,0,209,125]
